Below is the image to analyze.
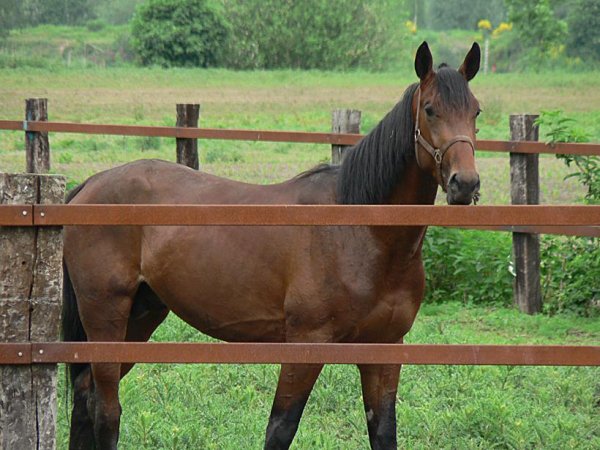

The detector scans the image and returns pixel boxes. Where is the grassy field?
[1,66,598,448]
[1,67,599,202]
[54,304,600,449]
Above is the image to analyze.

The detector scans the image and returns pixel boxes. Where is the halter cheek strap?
[414,87,475,192]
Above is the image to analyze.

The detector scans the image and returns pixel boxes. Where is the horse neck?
[389,159,438,205]
[372,160,438,257]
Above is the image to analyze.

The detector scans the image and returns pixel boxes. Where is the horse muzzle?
[446,171,480,205]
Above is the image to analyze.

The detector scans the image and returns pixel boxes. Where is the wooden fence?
[0,99,599,448]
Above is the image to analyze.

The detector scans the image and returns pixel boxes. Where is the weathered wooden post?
[25,98,50,174]
[176,103,201,170]
[331,109,361,164]
[0,173,66,449]
[509,114,542,314]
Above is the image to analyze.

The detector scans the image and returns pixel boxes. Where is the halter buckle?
[434,149,442,165]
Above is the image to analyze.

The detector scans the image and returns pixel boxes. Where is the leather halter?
[414,87,475,192]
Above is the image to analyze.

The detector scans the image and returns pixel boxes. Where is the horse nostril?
[448,173,479,193]
[448,173,458,190]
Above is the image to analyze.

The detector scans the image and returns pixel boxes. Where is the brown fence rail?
[2,119,600,155]
[0,204,598,228]
[1,342,599,366]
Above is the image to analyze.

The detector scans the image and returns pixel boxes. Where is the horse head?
[413,41,481,205]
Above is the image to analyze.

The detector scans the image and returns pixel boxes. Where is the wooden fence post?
[331,109,361,164]
[0,173,66,449]
[25,98,50,174]
[509,114,542,314]
[176,104,201,170]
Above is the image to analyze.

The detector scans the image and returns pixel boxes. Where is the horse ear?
[459,42,481,81]
[414,41,433,81]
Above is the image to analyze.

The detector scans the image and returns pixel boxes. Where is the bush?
[541,236,599,316]
[220,0,405,70]
[536,110,599,204]
[131,0,228,67]
[422,228,514,306]
[422,227,599,317]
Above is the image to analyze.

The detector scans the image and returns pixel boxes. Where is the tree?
[566,0,600,61]
[0,0,20,38]
[426,0,506,30]
[96,0,144,25]
[220,0,406,70]
[34,0,97,25]
[505,0,567,59]
[131,0,229,67]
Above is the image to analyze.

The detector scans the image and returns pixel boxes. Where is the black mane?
[296,68,471,205]
[337,83,418,204]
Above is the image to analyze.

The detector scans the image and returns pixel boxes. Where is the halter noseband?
[414,87,475,192]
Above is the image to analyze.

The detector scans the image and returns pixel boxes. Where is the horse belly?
[141,226,289,342]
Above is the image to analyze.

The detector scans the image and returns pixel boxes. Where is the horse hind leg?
[120,282,169,378]
[264,363,323,450]
[76,291,135,450]
[69,366,95,450]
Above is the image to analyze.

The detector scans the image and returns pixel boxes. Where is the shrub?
[422,228,513,306]
[541,236,599,316]
[131,0,228,67]
[535,110,598,203]
[220,0,405,70]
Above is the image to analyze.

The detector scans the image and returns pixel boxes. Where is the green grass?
[0,67,597,202]
[55,303,600,449]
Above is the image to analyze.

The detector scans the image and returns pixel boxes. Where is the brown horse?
[62,42,481,449]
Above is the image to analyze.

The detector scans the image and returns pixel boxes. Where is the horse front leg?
[264,363,323,450]
[358,363,402,450]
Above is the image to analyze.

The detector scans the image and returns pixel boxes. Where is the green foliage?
[536,110,599,203]
[220,0,406,70]
[29,0,98,26]
[131,0,228,67]
[0,0,24,36]
[97,0,143,25]
[505,0,568,63]
[567,0,600,61]
[424,0,506,31]
[541,236,600,316]
[422,228,514,305]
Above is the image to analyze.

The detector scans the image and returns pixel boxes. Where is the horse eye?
[425,105,435,117]
[476,108,482,117]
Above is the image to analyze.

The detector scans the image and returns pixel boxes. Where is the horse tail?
[62,181,89,388]
[62,260,88,387]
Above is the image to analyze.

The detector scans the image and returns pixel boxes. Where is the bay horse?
[62,42,481,449]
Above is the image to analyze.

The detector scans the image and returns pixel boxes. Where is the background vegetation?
[0,0,598,447]
[2,0,600,71]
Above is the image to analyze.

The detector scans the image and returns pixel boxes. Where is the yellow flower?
[405,20,417,34]
[492,22,513,38]
[478,19,492,30]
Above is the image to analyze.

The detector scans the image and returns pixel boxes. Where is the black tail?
[62,182,89,388]
[62,258,88,387]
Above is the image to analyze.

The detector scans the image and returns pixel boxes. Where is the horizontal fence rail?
[0,204,598,228]
[1,120,600,155]
[1,343,599,366]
